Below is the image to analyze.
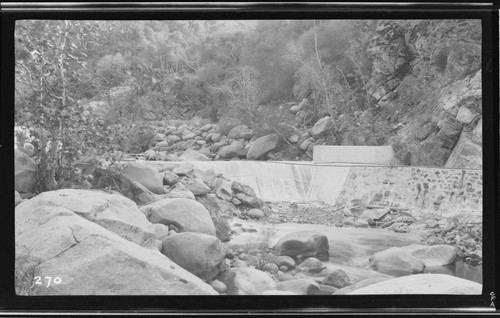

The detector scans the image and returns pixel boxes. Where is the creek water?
[228,219,482,285]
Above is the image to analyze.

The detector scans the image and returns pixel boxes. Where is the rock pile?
[129,117,321,162]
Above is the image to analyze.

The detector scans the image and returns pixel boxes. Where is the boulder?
[289,135,300,143]
[19,189,156,247]
[173,163,194,177]
[163,171,180,186]
[15,149,38,193]
[161,232,227,281]
[183,178,211,196]
[227,125,254,140]
[123,162,164,195]
[231,181,256,197]
[311,116,334,138]
[334,277,390,295]
[211,141,228,153]
[195,194,234,242]
[218,144,247,159]
[209,280,227,294]
[271,255,296,270]
[321,269,352,288]
[201,124,213,132]
[403,244,458,267]
[235,193,263,209]
[247,209,265,220]
[316,284,338,295]
[90,168,161,205]
[215,180,233,201]
[274,231,329,261]
[141,198,216,236]
[15,191,216,295]
[369,245,426,276]
[297,257,325,273]
[299,139,314,151]
[211,133,222,143]
[276,279,320,295]
[154,223,170,240]
[348,274,482,295]
[181,131,196,141]
[193,169,218,188]
[180,149,210,161]
[262,263,279,274]
[240,254,260,267]
[359,208,390,221]
[167,134,181,145]
[456,105,480,124]
[218,268,277,295]
[164,188,196,200]
[246,134,280,160]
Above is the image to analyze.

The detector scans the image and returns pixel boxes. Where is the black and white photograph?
[13,18,485,297]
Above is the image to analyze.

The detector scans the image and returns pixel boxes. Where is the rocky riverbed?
[263,200,482,266]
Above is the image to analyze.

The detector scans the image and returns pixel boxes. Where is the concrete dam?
[137,146,482,218]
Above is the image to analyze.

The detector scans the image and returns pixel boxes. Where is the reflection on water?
[424,259,482,284]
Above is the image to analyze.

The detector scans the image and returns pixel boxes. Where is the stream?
[228,218,482,285]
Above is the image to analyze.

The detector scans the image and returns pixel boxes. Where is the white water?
[133,160,351,204]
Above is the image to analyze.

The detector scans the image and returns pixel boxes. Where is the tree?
[15,20,115,191]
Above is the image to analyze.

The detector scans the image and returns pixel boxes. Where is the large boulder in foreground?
[141,198,216,236]
[18,189,156,247]
[218,267,277,295]
[15,192,217,295]
[161,232,228,281]
[274,231,329,261]
[348,274,482,294]
[122,162,165,194]
[369,244,457,276]
[246,134,280,160]
[15,149,38,193]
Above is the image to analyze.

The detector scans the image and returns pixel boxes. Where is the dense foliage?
[15,19,481,191]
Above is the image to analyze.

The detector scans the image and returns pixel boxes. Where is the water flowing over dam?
[141,160,350,204]
[131,144,481,217]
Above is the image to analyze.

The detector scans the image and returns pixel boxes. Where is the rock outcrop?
[15,190,217,295]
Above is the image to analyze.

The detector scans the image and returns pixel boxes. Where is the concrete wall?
[336,166,482,217]
[313,145,395,165]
